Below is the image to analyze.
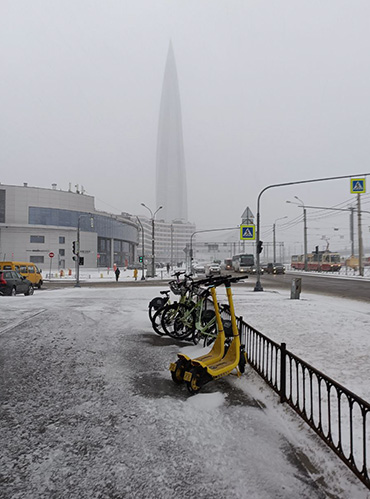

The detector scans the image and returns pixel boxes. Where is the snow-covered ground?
[0,283,369,498]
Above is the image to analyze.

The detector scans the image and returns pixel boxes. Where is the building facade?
[0,183,138,270]
[137,216,195,268]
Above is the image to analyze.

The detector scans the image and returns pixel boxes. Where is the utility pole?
[357,193,364,276]
[170,224,174,270]
[303,206,308,271]
[294,197,307,271]
[349,207,355,256]
[273,216,287,264]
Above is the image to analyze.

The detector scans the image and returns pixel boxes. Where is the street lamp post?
[170,224,174,270]
[294,196,308,271]
[141,203,162,278]
[273,216,287,263]
[136,216,145,280]
[286,198,308,270]
[75,213,94,287]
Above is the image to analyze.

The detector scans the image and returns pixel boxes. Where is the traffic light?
[257,240,263,254]
[139,256,143,263]
[72,241,76,254]
[315,246,319,254]
[79,256,84,266]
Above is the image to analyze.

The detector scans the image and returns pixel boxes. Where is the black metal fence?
[237,318,370,491]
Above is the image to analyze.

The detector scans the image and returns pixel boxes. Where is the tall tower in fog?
[156,42,188,222]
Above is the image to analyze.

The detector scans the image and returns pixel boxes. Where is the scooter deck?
[178,348,224,366]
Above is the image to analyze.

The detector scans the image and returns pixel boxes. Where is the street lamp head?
[294,195,304,206]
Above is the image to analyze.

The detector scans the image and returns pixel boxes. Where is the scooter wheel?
[186,368,202,395]
[171,360,186,384]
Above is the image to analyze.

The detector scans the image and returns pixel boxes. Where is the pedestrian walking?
[133,268,138,281]
[166,263,170,274]
[115,267,120,282]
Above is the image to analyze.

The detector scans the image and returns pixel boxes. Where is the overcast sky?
[1,1,370,254]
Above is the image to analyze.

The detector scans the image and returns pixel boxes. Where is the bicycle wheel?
[151,307,167,336]
[148,296,166,322]
[173,305,195,340]
[161,303,182,336]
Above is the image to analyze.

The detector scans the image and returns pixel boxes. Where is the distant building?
[0,183,138,270]
[156,42,188,223]
[137,216,195,267]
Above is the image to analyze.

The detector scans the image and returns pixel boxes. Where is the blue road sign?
[240,225,255,240]
[350,178,366,194]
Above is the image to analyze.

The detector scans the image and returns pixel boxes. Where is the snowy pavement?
[0,285,369,498]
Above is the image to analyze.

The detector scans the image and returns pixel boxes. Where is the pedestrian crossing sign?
[350,178,366,194]
[240,225,255,240]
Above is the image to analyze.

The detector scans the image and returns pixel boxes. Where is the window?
[27,266,35,274]
[30,256,44,264]
[59,249,65,256]
[30,235,45,243]
[59,236,65,244]
[20,265,27,273]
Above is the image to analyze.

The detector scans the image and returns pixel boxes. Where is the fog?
[1,1,370,253]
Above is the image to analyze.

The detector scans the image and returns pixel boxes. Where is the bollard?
[290,278,302,299]
[60,269,64,277]
[68,268,72,276]
[100,273,103,278]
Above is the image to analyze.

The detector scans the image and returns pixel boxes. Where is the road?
[42,271,370,302]
[257,272,370,302]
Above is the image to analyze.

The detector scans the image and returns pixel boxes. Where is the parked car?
[192,262,206,274]
[205,262,221,277]
[0,270,34,296]
[266,263,285,274]
[0,261,43,288]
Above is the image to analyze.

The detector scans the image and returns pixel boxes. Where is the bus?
[291,251,341,272]
[232,254,255,273]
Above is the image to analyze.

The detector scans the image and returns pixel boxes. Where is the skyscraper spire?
[156,42,188,222]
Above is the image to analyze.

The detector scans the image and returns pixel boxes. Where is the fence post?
[280,342,286,403]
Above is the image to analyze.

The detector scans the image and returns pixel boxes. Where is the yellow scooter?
[182,276,246,394]
[169,284,228,384]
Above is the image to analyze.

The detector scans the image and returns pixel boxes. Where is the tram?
[291,251,341,272]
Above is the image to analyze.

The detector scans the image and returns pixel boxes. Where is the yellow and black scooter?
[169,282,228,384]
[182,276,247,394]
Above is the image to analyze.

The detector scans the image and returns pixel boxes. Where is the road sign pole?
[49,253,54,278]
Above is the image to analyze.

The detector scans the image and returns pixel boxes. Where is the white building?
[0,183,138,270]
[137,216,196,268]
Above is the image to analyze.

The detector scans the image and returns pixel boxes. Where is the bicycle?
[148,271,185,323]
[149,271,192,337]
[161,275,224,341]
